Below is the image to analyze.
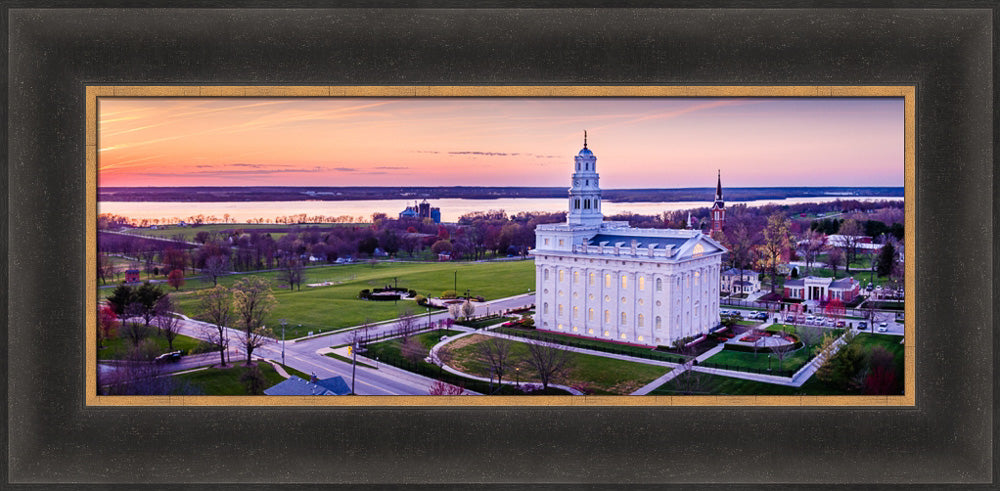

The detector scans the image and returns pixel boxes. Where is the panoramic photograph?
[94,95,907,398]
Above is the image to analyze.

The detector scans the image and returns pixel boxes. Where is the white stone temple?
[531,132,727,347]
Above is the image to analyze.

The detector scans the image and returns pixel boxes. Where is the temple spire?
[715,169,723,201]
[583,130,587,148]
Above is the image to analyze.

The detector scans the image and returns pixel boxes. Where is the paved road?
[171,293,536,395]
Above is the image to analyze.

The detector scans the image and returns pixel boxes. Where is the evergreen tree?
[876,242,896,277]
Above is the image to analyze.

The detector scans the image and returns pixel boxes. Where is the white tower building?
[531,133,728,347]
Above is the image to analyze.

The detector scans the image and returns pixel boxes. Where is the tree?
[97,304,118,348]
[801,231,829,274]
[864,346,899,394]
[357,236,378,257]
[447,302,462,321]
[197,286,233,367]
[476,336,513,392]
[401,336,426,364]
[837,219,865,272]
[524,340,574,391]
[460,299,476,320]
[796,324,823,350]
[826,248,845,279]
[396,309,418,341]
[106,283,138,316]
[163,247,188,275]
[876,242,896,277]
[203,254,228,286]
[240,365,267,395]
[431,239,453,255]
[278,259,305,291]
[428,380,466,395]
[232,276,276,365]
[816,341,865,391]
[167,269,185,290]
[770,332,795,371]
[153,295,182,351]
[135,282,166,328]
[97,253,113,285]
[757,213,791,293]
[120,302,151,347]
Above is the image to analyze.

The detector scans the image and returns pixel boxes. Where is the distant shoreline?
[99,186,904,203]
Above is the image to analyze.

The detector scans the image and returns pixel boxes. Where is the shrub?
[414,294,427,306]
[519,317,535,329]
[441,290,458,299]
[408,289,417,297]
[359,289,371,299]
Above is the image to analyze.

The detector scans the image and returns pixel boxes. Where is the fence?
[721,297,902,321]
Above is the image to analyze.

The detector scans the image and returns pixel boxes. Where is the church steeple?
[711,170,726,233]
[567,131,602,227]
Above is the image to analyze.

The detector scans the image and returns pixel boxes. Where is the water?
[98,196,903,224]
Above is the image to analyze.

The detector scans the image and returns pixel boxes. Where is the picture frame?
[5,5,994,487]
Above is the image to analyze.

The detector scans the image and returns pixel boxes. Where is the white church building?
[531,133,727,347]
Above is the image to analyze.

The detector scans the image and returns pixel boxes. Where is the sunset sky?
[98,97,904,189]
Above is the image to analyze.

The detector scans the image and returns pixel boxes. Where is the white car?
[877,326,888,332]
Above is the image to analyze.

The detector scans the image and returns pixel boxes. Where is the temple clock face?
[573,178,580,186]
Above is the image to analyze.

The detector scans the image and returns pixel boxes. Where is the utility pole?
[454,271,457,292]
[279,319,287,366]
[351,340,358,395]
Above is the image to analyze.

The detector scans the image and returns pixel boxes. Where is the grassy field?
[494,327,689,364]
[97,333,207,361]
[174,362,287,395]
[123,223,360,241]
[444,334,670,395]
[162,260,534,339]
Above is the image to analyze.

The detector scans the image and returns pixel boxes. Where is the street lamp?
[515,367,520,388]
[454,271,457,292]
[279,319,287,366]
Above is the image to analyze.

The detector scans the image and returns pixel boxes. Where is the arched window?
[588,308,594,321]
[543,303,549,314]
[573,306,579,319]
[558,270,564,282]
[575,199,580,209]
[656,278,663,292]
[544,269,549,281]
[638,314,644,327]
[589,272,595,285]
[621,275,627,289]
[605,274,612,287]
[639,276,645,290]
[604,310,610,323]
[620,312,627,325]
[558,304,563,316]
[573,271,579,283]
[656,316,662,330]
[584,199,590,209]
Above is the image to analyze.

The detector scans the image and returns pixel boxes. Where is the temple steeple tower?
[710,170,726,233]
[567,131,603,227]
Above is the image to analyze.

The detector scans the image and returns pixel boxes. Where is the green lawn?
[174,362,288,395]
[97,332,207,361]
[703,346,812,376]
[648,371,851,396]
[168,260,535,338]
[363,330,571,395]
[495,327,689,364]
[123,222,358,241]
[446,334,670,395]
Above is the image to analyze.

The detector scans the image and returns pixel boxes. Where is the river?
[98,196,903,224]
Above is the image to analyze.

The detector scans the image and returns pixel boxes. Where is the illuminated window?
[605,274,612,287]
[559,270,564,282]
[620,312,627,325]
[638,335,644,342]
[573,271,579,283]
[588,293,594,300]
[544,238,549,245]
[604,310,610,323]
[588,328,594,334]
[621,296,626,304]
[656,278,663,291]
[621,275,628,289]
[620,333,627,340]
[588,308,594,321]
[604,330,610,337]
[604,295,610,302]
[558,323,563,330]
[572,326,579,332]
[559,239,564,246]
[639,276,645,290]
[638,299,644,306]
[656,316,662,330]
[693,242,705,257]
[589,272,595,285]
[558,304,563,316]
[573,306,579,319]
[638,314,644,327]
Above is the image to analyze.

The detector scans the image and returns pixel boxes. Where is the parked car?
[785,315,795,322]
[858,321,868,330]
[154,351,182,363]
[835,320,846,328]
[879,321,888,327]
[877,326,888,332]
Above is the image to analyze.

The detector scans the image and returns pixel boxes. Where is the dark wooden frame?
[4,5,995,487]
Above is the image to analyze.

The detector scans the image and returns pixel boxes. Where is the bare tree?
[670,337,709,395]
[203,254,228,287]
[796,324,823,349]
[757,213,791,293]
[278,258,305,291]
[428,380,466,395]
[121,302,151,347]
[524,340,574,391]
[838,219,865,273]
[232,276,276,365]
[802,231,829,274]
[461,299,476,320]
[827,248,845,279]
[401,336,427,364]
[447,302,462,322]
[477,335,513,391]
[197,285,233,367]
[396,309,418,341]
[153,295,182,351]
[770,332,796,372]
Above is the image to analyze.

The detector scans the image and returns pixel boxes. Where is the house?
[263,375,351,396]
[124,269,141,283]
[783,276,860,302]
[720,268,760,294]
